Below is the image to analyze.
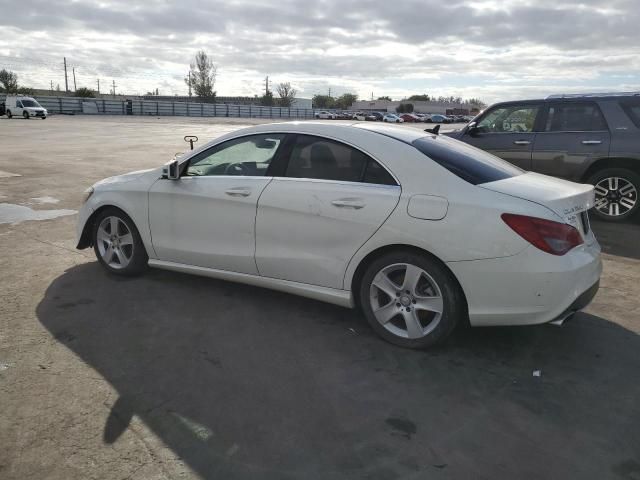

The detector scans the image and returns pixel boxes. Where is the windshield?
[412,135,523,185]
[21,99,41,108]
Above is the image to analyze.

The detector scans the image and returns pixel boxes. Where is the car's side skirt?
[148,259,355,309]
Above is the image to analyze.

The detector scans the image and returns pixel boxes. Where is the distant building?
[351,99,470,115]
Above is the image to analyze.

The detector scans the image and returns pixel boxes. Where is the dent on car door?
[255,134,401,289]
[148,133,286,274]
[462,104,541,170]
[531,102,611,179]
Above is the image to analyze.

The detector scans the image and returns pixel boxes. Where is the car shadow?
[37,263,640,479]
[591,218,640,260]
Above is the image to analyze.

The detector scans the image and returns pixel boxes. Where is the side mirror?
[466,122,479,136]
[163,159,181,180]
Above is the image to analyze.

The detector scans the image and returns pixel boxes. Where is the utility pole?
[96,79,100,94]
[112,79,116,97]
[63,57,69,92]
[188,71,192,97]
[264,75,269,95]
[328,87,331,97]
[50,80,54,94]
[72,67,77,91]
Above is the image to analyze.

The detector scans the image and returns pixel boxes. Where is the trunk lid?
[480,172,595,231]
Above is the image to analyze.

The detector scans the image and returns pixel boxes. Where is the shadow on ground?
[37,264,640,479]
[591,218,640,260]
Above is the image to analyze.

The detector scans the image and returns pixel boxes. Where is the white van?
[4,95,47,119]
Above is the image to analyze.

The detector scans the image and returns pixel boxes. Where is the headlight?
[82,186,94,203]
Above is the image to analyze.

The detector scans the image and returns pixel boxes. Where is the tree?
[276,82,297,107]
[16,86,34,95]
[407,94,430,102]
[312,94,335,109]
[75,87,95,98]
[260,90,274,106]
[396,103,414,113]
[334,93,358,110]
[185,50,217,98]
[0,69,19,93]
[377,96,392,101]
[466,97,487,109]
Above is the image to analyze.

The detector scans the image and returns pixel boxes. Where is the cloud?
[0,0,638,103]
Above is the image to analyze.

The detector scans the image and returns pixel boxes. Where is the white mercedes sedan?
[76,122,601,348]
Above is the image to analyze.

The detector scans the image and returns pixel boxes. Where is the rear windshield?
[620,100,640,128]
[412,135,523,185]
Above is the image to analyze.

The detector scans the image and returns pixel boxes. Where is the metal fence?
[0,95,318,120]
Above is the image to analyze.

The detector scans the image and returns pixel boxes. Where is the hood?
[94,168,158,188]
[480,172,595,224]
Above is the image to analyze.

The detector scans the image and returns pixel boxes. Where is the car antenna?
[184,135,199,150]
[424,125,440,135]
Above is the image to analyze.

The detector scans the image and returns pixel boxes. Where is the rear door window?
[284,134,397,185]
[620,100,640,128]
[544,103,608,132]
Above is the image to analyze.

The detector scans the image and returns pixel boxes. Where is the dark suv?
[446,92,640,221]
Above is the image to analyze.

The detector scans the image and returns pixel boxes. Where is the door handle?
[582,140,602,145]
[331,199,365,209]
[513,140,531,145]
[225,187,251,197]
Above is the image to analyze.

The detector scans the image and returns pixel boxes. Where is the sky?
[0,0,639,104]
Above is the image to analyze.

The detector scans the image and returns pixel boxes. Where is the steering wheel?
[224,162,250,176]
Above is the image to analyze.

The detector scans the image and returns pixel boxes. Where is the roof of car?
[230,121,429,144]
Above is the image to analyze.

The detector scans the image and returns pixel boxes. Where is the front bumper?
[447,240,602,327]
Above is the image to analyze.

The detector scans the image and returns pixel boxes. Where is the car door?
[14,99,23,116]
[531,102,611,180]
[459,103,542,170]
[255,134,401,289]
[148,133,286,274]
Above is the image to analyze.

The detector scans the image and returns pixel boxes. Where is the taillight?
[501,213,583,256]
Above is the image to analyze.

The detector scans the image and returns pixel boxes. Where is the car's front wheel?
[588,168,639,222]
[92,208,148,276]
[23,111,29,119]
[359,251,465,349]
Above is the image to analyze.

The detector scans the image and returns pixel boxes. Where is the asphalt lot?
[1,115,639,480]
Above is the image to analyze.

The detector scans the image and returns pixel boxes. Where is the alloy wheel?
[96,216,134,269]
[593,177,637,217]
[369,263,444,339]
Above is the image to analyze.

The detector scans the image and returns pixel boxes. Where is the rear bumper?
[447,241,602,327]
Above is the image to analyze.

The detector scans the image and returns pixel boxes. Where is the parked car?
[352,112,367,121]
[425,114,450,124]
[315,111,336,120]
[445,92,640,221]
[400,114,420,123]
[367,112,384,121]
[336,111,352,120]
[383,113,404,123]
[77,122,601,349]
[415,113,431,122]
[0,100,5,116]
[4,95,47,119]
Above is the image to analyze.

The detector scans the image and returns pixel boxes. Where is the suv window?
[412,135,523,185]
[545,103,608,132]
[186,134,285,176]
[477,105,539,133]
[285,135,397,185]
[16,100,23,108]
[620,100,640,128]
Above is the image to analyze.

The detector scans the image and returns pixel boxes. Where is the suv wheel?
[6,110,12,119]
[23,111,29,119]
[588,168,639,222]
[359,251,466,349]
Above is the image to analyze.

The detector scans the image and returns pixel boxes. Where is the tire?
[41,116,46,120]
[23,111,29,119]
[92,208,148,276]
[6,110,12,119]
[587,168,640,222]
[359,251,466,349]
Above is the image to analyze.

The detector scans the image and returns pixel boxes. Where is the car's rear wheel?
[92,208,148,276]
[588,168,639,222]
[359,251,465,349]
[6,110,12,119]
